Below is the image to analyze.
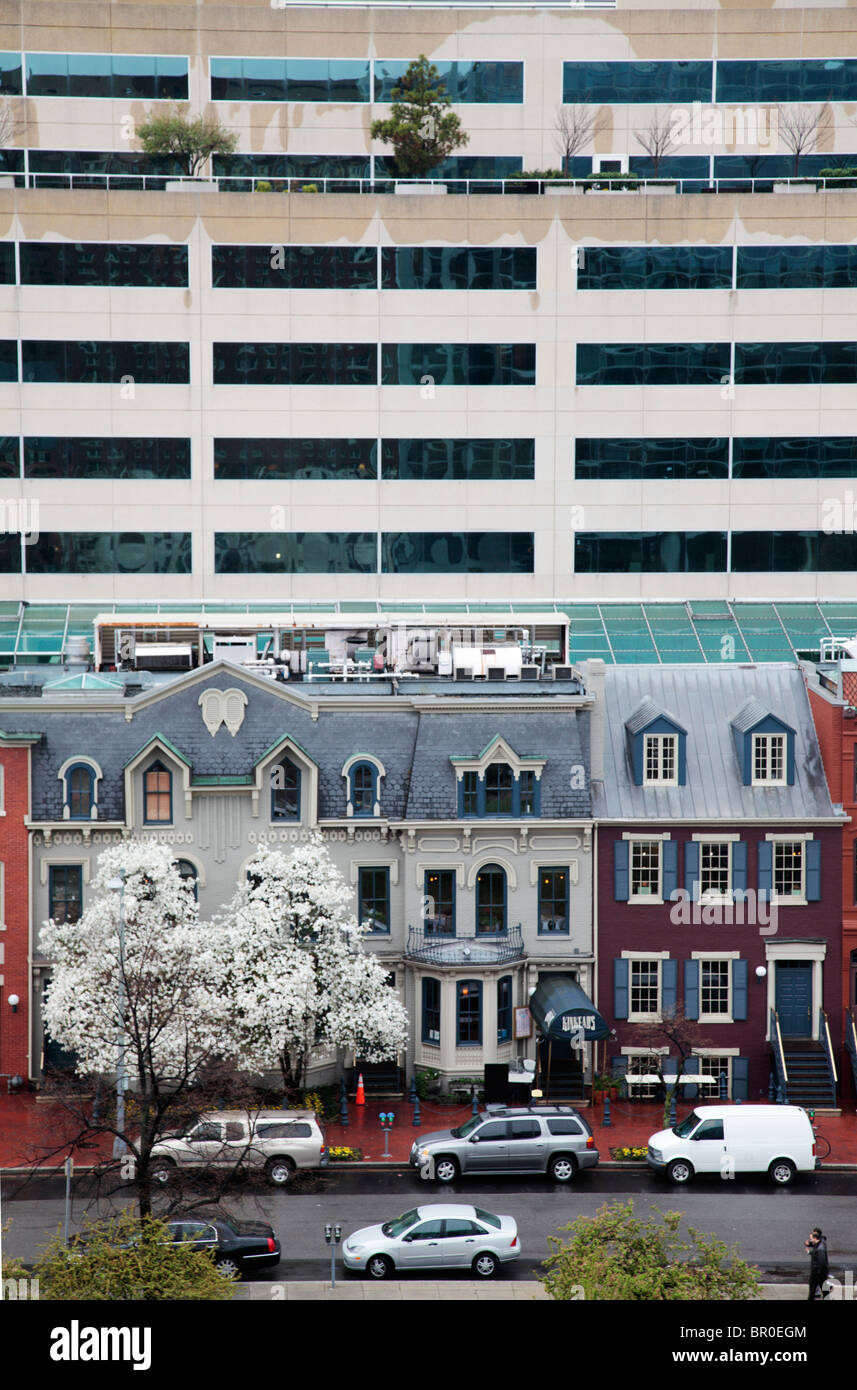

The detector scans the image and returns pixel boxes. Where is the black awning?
[529,977,610,1042]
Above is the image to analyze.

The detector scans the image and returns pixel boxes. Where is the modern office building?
[1,0,857,609]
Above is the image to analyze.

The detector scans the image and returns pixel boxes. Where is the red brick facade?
[0,744,31,1079]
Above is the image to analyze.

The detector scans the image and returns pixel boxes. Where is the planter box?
[545,183,583,195]
[165,180,219,193]
[0,174,15,188]
[585,187,639,195]
[773,182,816,194]
[646,182,678,195]
[395,183,447,195]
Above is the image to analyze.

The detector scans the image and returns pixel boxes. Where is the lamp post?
[107,871,128,1159]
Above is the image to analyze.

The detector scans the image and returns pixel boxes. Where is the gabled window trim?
[143,759,173,825]
[253,734,318,827]
[643,733,678,786]
[451,735,546,820]
[57,755,103,821]
[270,756,301,822]
[751,732,787,786]
[341,753,385,819]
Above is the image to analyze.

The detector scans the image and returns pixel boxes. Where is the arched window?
[144,761,172,824]
[350,761,376,817]
[271,758,301,821]
[476,863,507,934]
[485,762,514,815]
[177,859,199,902]
[67,764,95,819]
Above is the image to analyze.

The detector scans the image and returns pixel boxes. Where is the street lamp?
[107,871,128,1158]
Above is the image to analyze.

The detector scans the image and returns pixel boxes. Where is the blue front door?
[775,961,813,1037]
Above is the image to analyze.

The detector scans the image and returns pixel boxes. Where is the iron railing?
[770,1008,789,1099]
[819,1008,838,1088]
[846,1008,857,1094]
[405,923,524,965]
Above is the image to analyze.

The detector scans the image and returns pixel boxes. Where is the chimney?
[583,657,606,783]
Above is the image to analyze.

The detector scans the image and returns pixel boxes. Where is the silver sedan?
[342,1203,520,1280]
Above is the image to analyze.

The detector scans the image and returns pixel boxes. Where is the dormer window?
[342,755,385,819]
[144,761,172,824]
[58,756,102,821]
[271,758,301,820]
[753,734,786,785]
[644,734,677,786]
[485,763,513,814]
[458,762,540,818]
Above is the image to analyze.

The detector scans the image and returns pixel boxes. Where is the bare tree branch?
[778,103,833,176]
[552,104,607,173]
[0,97,26,149]
[633,108,677,177]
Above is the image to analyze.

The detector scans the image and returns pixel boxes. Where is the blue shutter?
[732,1056,749,1100]
[631,733,644,786]
[805,839,821,901]
[614,840,629,901]
[662,840,678,901]
[786,731,795,786]
[684,841,700,900]
[677,733,686,786]
[732,959,748,1020]
[613,958,629,1019]
[757,840,772,898]
[610,1056,629,1080]
[684,960,700,1020]
[662,958,678,1013]
[731,840,747,896]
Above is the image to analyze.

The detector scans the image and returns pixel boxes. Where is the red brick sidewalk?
[2,1093,855,1171]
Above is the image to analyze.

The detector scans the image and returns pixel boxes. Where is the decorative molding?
[529,860,580,887]
[199,687,249,738]
[466,856,518,890]
[527,834,582,851]
[417,837,460,853]
[350,859,399,886]
[471,836,517,856]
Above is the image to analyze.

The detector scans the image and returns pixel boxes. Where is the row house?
[594,665,844,1108]
[0,730,39,1080]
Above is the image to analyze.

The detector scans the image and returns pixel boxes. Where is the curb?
[4,1160,857,1176]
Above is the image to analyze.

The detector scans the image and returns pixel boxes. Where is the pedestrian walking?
[805,1228,830,1300]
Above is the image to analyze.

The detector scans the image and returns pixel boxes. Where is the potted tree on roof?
[137,104,237,190]
[371,55,468,193]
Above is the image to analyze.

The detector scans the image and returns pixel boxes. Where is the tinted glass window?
[0,242,14,283]
[475,1122,507,1141]
[0,341,17,380]
[224,1123,245,1141]
[410,1220,445,1240]
[20,242,188,287]
[731,532,857,572]
[563,60,712,104]
[735,342,857,385]
[0,52,22,92]
[578,247,732,290]
[0,437,20,478]
[381,343,534,385]
[382,247,536,290]
[444,1219,483,1237]
[374,61,523,103]
[732,437,857,480]
[212,244,376,290]
[215,532,376,574]
[474,1208,501,1229]
[22,340,189,383]
[716,58,857,103]
[210,58,370,102]
[692,1119,725,1140]
[382,438,534,481]
[574,438,728,481]
[576,343,730,385]
[213,342,376,385]
[25,532,191,574]
[575,532,727,573]
[382,532,534,574]
[547,1118,583,1136]
[191,1124,221,1142]
[255,1122,312,1138]
[214,153,371,182]
[215,438,376,481]
[508,1120,540,1139]
[24,437,190,479]
[26,53,188,99]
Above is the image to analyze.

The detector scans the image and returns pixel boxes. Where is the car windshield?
[474,1208,501,1230]
[382,1209,422,1238]
[451,1115,484,1139]
[672,1112,702,1139]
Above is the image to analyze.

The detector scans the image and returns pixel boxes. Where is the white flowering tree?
[212,838,409,1093]
[40,840,235,1215]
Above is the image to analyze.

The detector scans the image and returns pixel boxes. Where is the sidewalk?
[1,1092,855,1172]
[233,1280,817,1301]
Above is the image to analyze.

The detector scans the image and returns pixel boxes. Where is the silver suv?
[410,1105,599,1184]
[150,1110,325,1187]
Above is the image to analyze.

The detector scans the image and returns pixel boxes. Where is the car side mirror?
[468,1135,480,1143]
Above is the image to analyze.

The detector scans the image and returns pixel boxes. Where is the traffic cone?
[355,1073,366,1106]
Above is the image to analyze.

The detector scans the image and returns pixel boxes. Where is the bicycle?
[813,1128,832,1160]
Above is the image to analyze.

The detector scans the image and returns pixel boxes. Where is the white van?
[647,1104,817,1186]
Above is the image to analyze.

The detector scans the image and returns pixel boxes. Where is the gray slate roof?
[591,664,837,821]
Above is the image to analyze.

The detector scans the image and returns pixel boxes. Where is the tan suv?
[150,1110,326,1187]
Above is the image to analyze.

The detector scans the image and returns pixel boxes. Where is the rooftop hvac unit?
[552,665,574,680]
[213,636,257,665]
[133,643,193,671]
[520,664,540,680]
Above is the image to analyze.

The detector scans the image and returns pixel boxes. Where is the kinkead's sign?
[543,1009,600,1038]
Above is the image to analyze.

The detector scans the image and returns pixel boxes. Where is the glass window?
[733,437,857,480]
[457,980,482,1044]
[0,437,20,478]
[374,60,523,104]
[730,532,857,572]
[210,57,370,103]
[215,438,376,481]
[424,870,455,934]
[271,758,300,820]
[25,532,191,574]
[26,53,188,99]
[753,735,786,784]
[735,341,857,385]
[546,1117,583,1136]
[378,154,522,182]
[0,52,22,93]
[630,841,661,899]
[22,340,189,384]
[476,864,506,934]
[519,771,536,815]
[215,532,376,574]
[578,247,732,291]
[24,437,190,480]
[562,60,712,104]
[381,438,533,481]
[497,975,512,1043]
[692,1118,725,1141]
[67,764,94,818]
[381,343,534,386]
[575,532,727,574]
[773,842,804,898]
[0,242,14,283]
[716,58,857,104]
[538,868,569,934]
[699,961,730,1018]
[49,865,82,924]
[422,977,441,1044]
[629,961,660,1019]
[213,152,371,182]
[213,342,376,386]
[695,1055,731,1095]
[699,841,731,898]
[382,532,534,574]
[177,859,199,902]
[358,866,389,932]
[351,762,376,816]
[461,771,478,816]
[576,342,730,386]
[484,763,514,814]
[20,242,188,288]
[644,735,677,784]
[144,762,172,824]
[574,438,728,481]
[212,244,376,290]
[382,247,536,290]
[0,341,17,381]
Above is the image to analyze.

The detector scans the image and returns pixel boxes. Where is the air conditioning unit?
[520,664,540,680]
[552,665,574,680]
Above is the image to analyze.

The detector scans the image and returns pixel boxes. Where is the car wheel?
[472,1252,499,1279]
[149,1160,175,1186]
[666,1158,694,1185]
[215,1257,242,1280]
[265,1157,295,1187]
[769,1158,796,1187]
[548,1154,577,1183]
[366,1254,393,1280]
[434,1156,459,1184]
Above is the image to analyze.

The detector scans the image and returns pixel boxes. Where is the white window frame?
[622,1045,668,1098]
[627,956,663,1022]
[643,733,678,787]
[692,1049,738,1096]
[695,955,733,1023]
[751,733,786,786]
[696,837,733,903]
[627,837,663,904]
[767,834,806,903]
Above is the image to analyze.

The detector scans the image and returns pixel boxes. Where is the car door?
[175,1122,224,1169]
[170,1221,219,1255]
[505,1118,544,1171]
[689,1117,725,1173]
[462,1120,509,1173]
[396,1218,447,1268]
[442,1217,490,1267]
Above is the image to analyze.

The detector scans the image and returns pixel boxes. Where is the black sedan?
[168,1215,281,1279]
